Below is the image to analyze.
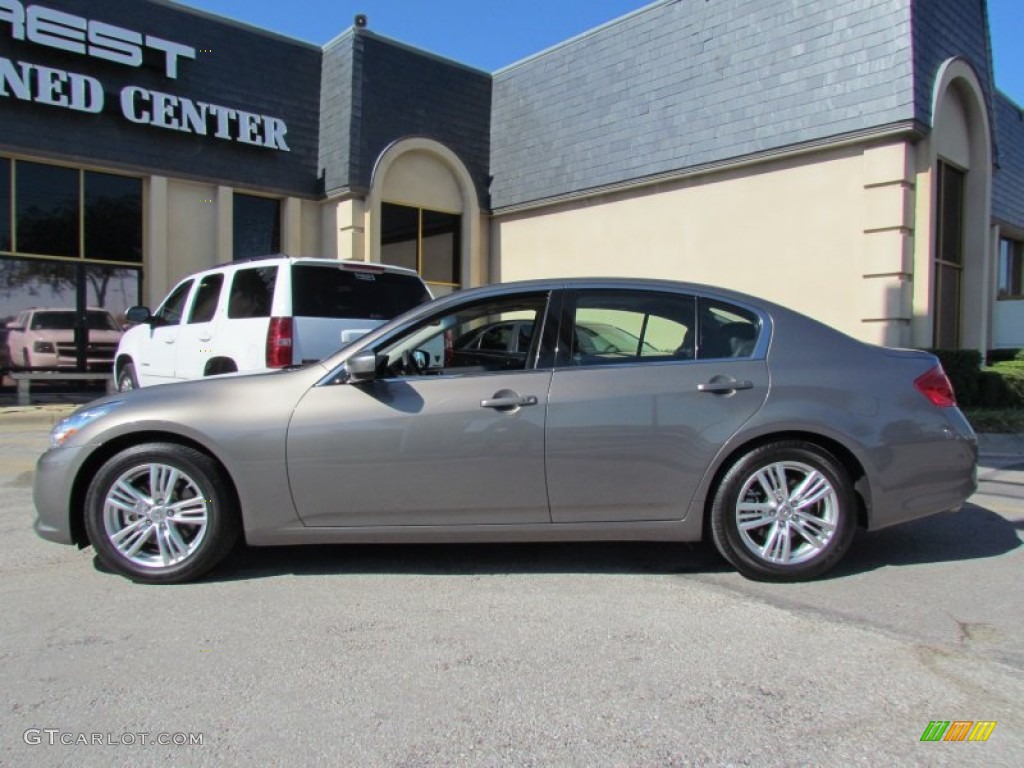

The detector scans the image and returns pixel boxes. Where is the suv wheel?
[117,362,139,392]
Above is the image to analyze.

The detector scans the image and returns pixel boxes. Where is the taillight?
[914,365,957,407]
[266,316,293,368]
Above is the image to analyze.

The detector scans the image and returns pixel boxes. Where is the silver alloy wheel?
[102,463,210,569]
[118,372,135,391]
[734,460,839,566]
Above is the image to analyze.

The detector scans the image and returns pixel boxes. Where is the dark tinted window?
[291,266,430,320]
[421,210,460,285]
[16,161,78,257]
[697,299,760,359]
[30,311,76,330]
[84,172,142,263]
[228,266,277,319]
[155,281,193,326]
[188,273,224,323]
[233,194,280,260]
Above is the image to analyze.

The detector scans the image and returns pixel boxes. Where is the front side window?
[375,293,549,378]
[568,291,696,367]
[155,280,193,326]
[998,238,1024,299]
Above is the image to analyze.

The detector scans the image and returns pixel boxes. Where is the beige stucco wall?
[492,141,917,345]
[144,178,219,304]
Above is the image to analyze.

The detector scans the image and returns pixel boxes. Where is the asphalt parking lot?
[1,405,1022,767]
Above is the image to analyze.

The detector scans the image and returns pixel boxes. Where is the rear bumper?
[865,429,978,531]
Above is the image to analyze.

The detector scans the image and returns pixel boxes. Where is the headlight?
[33,340,56,353]
[50,401,124,449]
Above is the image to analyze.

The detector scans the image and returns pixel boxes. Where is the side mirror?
[344,352,379,384]
[125,306,153,325]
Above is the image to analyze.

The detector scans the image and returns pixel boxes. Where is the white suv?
[115,256,431,390]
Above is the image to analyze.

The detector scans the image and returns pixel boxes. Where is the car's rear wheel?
[84,443,238,584]
[116,361,138,392]
[710,441,855,582]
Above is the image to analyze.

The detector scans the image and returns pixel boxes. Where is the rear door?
[545,289,769,523]
[174,271,224,379]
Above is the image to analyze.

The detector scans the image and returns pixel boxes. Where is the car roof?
[226,254,423,278]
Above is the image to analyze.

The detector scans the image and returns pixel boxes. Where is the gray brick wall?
[348,33,492,207]
[490,0,916,210]
[319,33,355,197]
[911,0,996,129]
[993,93,1024,229]
[1,0,322,196]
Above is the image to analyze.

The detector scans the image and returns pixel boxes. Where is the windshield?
[30,311,119,331]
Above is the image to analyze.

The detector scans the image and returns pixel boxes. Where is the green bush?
[927,349,982,406]
[986,348,1023,363]
[921,350,1024,409]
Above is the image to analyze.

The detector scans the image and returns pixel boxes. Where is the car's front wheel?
[116,361,139,392]
[710,441,856,582]
[84,443,239,583]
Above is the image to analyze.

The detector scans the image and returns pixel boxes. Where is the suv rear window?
[291,266,430,320]
[228,266,277,319]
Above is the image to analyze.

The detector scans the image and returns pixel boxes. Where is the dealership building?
[1,0,1022,371]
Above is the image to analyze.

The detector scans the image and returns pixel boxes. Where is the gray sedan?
[33,278,977,583]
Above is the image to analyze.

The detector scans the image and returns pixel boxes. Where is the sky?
[176,0,1024,104]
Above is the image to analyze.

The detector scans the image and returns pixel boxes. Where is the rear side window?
[228,266,277,319]
[188,273,224,323]
[697,299,761,359]
[291,266,430,320]
[569,290,696,366]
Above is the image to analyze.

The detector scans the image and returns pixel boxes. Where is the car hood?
[66,363,330,447]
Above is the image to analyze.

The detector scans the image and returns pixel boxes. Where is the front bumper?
[32,445,87,545]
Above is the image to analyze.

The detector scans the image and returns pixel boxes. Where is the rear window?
[291,266,430,320]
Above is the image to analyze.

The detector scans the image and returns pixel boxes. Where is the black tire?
[84,443,239,584]
[117,361,139,392]
[710,441,856,582]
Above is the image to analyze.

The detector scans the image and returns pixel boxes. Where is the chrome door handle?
[698,378,754,394]
[481,392,539,409]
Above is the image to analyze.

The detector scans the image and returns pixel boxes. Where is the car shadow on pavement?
[128,501,1018,584]
[823,502,1020,579]
[192,540,733,583]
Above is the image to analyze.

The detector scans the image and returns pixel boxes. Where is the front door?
[286,290,555,527]
[135,278,193,384]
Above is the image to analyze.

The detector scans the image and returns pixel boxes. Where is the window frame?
[553,288,765,369]
[997,237,1024,300]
